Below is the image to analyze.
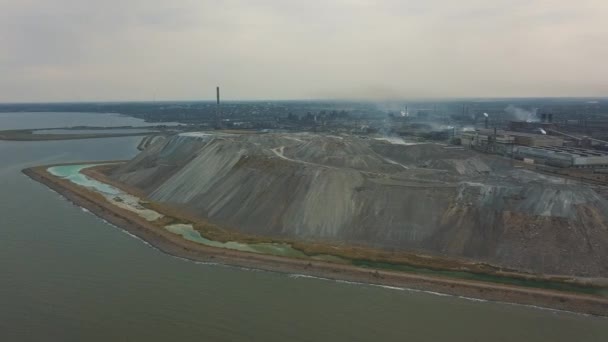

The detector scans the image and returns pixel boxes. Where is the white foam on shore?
[289,274,408,292]
[377,285,407,291]
[459,296,487,302]
[73,201,155,249]
[47,186,158,251]
[286,273,602,318]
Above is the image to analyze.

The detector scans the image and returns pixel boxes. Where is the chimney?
[216,86,221,129]
[485,117,488,129]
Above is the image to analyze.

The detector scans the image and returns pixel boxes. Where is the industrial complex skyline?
[1,0,607,102]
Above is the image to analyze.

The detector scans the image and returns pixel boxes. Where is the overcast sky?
[1,0,607,102]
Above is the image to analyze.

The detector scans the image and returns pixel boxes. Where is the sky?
[1,0,607,102]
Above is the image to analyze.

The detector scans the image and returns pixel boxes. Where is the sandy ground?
[22,165,608,316]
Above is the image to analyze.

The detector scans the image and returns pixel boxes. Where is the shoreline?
[22,164,608,316]
[81,165,608,289]
[0,129,154,141]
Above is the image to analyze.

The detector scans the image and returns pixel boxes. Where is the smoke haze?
[505,105,539,122]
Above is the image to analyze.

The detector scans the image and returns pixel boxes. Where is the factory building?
[461,130,512,146]
[461,129,563,148]
[513,146,608,168]
[509,132,563,147]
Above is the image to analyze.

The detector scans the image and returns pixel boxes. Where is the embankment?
[0,129,153,141]
[22,164,608,316]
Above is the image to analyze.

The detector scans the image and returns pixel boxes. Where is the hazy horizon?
[1,0,607,102]
[2,96,608,106]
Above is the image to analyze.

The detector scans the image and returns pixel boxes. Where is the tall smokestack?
[216,86,221,129]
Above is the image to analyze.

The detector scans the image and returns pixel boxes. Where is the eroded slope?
[110,132,608,277]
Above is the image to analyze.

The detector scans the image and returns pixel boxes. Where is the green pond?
[48,164,337,260]
[165,223,310,258]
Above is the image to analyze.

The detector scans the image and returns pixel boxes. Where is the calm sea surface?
[0,113,606,341]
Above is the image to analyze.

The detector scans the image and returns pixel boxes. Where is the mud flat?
[21,162,608,316]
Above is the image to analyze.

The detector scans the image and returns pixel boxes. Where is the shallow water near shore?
[2,112,608,341]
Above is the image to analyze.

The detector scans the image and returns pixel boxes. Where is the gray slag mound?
[110,132,608,277]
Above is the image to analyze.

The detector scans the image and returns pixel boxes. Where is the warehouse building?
[513,146,608,168]
[461,129,564,149]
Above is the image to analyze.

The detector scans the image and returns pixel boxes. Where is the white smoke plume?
[505,105,539,122]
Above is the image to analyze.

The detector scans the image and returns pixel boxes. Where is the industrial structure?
[461,129,563,149]
[460,128,608,169]
[215,86,222,129]
[513,146,608,168]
